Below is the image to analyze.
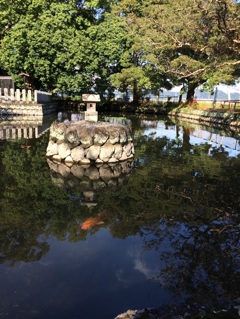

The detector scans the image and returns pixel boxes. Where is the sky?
[169,81,240,95]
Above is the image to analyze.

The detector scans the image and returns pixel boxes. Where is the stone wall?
[46,120,135,164]
[0,102,58,117]
[169,108,240,131]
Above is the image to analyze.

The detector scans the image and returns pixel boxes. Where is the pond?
[0,113,239,319]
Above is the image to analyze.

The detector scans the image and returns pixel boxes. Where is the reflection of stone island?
[47,160,133,191]
[46,120,135,164]
[47,159,134,205]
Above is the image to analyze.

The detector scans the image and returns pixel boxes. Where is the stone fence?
[0,88,52,104]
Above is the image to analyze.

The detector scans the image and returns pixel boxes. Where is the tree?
[109,0,170,104]
[130,0,240,102]
[0,1,95,93]
[0,0,134,98]
[1,0,239,100]
[86,12,130,99]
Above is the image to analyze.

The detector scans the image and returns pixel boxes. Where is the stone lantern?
[82,94,100,122]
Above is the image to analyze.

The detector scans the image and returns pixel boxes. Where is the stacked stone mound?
[46,120,135,164]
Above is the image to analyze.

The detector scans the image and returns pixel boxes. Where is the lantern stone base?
[84,111,98,122]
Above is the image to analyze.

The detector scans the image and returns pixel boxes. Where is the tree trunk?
[132,80,139,105]
[178,93,183,104]
[186,82,198,103]
[178,84,186,104]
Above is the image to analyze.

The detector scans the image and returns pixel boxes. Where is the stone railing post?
[22,89,26,102]
[10,88,15,101]
[16,89,21,101]
[27,90,32,103]
[34,90,37,103]
[4,88,8,100]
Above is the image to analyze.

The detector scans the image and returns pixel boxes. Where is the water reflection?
[0,114,239,318]
[47,159,134,206]
[0,113,57,140]
[136,117,240,156]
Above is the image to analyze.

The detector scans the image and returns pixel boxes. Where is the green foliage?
[87,13,129,97]
[129,0,240,101]
[110,66,151,91]
[0,1,94,92]
[0,0,127,96]
[0,0,239,101]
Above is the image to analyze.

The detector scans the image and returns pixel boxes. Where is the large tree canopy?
[0,0,126,96]
[0,1,100,94]
[0,0,239,101]
[129,0,240,101]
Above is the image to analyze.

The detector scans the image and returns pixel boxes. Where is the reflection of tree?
[104,124,240,309]
[0,135,87,263]
[182,127,191,152]
[0,228,50,266]
[0,116,239,296]
[140,217,240,307]
[109,134,240,230]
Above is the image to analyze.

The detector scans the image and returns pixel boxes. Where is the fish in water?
[81,216,104,230]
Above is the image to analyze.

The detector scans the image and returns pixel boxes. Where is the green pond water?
[0,113,239,319]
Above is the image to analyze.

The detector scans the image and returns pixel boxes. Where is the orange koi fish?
[81,217,104,230]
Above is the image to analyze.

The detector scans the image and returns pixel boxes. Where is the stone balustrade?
[0,88,52,104]
[46,120,135,164]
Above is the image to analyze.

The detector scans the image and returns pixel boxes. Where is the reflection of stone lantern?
[82,94,100,122]
[81,191,98,208]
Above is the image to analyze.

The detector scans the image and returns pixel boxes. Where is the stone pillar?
[34,90,38,103]
[16,89,21,101]
[27,90,32,103]
[83,191,95,202]
[22,89,26,102]
[4,88,8,100]
[10,88,15,101]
